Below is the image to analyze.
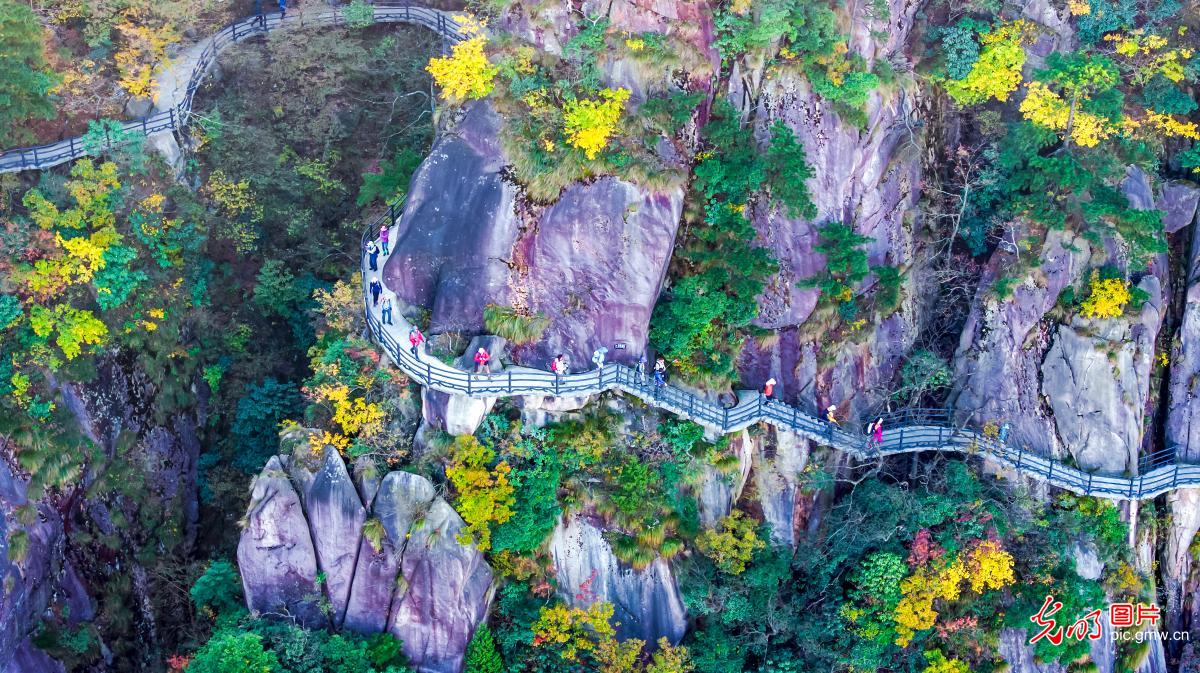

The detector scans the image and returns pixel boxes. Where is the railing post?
[425,361,431,384]
[1016,443,1023,470]
[688,395,694,419]
[1086,472,1092,495]
[723,405,728,430]
[31,147,38,166]
[791,405,797,430]
[507,370,512,393]
[467,373,472,396]
[1173,463,1180,491]
[554,373,560,396]
[898,425,905,451]
[1047,458,1054,483]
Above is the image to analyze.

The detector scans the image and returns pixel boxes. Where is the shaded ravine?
[361,220,1195,502]
[0,2,463,173]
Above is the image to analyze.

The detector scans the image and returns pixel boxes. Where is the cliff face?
[238,431,493,673]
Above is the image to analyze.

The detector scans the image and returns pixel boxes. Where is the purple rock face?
[388,500,494,673]
[549,514,687,645]
[1167,184,1200,459]
[383,103,685,369]
[0,459,67,672]
[293,448,367,628]
[240,449,493,673]
[238,456,327,627]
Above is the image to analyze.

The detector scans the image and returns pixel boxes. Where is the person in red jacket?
[408,326,425,359]
[762,377,776,400]
[474,347,491,376]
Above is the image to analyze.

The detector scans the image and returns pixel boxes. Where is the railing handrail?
[0,2,464,173]
[358,223,1192,503]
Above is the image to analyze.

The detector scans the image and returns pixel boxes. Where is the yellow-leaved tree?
[944,20,1033,105]
[426,14,497,102]
[445,435,514,550]
[562,87,631,159]
[1080,270,1131,319]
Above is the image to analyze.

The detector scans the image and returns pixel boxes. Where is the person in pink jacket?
[474,347,491,376]
[408,326,425,359]
[379,225,391,255]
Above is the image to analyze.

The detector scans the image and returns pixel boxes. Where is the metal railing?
[358,224,1196,502]
[0,2,463,174]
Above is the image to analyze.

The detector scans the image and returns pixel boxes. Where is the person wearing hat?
[762,378,776,400]
[474,347,492,376]
[826,404,839,425]
[365,240,380,271]
[369,276,382,306]
[409,325,425,359]
[591,347,607,370]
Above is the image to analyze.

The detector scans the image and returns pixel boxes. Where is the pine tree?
[464,625,503,673]
[0,0,58,144]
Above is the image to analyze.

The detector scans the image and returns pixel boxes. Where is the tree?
[943,20,1031,106]
[464,625,503,673]
[1080,270,1131,319]
[427,15,497,102]
[562,88,631,159]
[189,560,244,620]
[695,510,765,576]
[0,0,58,144]
[446,435,515,551]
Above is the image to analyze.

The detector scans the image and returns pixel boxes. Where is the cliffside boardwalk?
[361,223,1196,502]
[0,2,464,173]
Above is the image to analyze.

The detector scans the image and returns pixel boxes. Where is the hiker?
[551,353,564,379]
[997,422,1011,446]
[871,418,884,449]
[653,357,666,387]
[369,276,382,306]
[762,377,776,400]
[379,225,391,256]
[380,295,393,325]
[474,347,492,376]
[365,240,380,271]
[635,354,647,383]
[591,347,607,370]
[408,326,425,359]
[825,404,839,425]
[278,0,286,17]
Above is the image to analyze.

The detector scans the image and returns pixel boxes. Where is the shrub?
[482,304,550,345]
[1079,270,1131,319]
[943,20,1031,105]
[187,631,279,673]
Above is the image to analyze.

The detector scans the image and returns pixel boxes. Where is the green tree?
[464,625,503,673]
[0,0,58,145]
[253,260,307,319]
[189,560,244,620]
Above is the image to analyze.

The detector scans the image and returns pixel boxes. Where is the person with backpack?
[591,347,607,370]
[872,418,884,449]
[409,326,425,359]
[635,354,647,384]
[379,225,391,256]
[474,347,492,376]
[653,357,666,387]
[551,354,564,380]
[380,295,393,325]
[762,378,776,400]
[365,240,380,271]
[369,277,382,306]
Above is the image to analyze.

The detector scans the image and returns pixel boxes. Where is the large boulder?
[753,428,812,547]
[382,101,685,370]
[240,449,493,673]
[697,429,753,527]
[290,447,367,628]
[389,499,494,673]
[237,456,326,627]
[1040,275,1164,474]
[549,515,687,645]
